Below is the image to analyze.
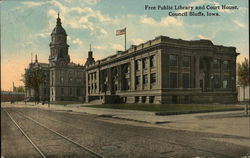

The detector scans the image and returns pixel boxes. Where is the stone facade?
[85,36,238,104]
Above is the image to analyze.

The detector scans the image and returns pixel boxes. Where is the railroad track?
[12,107,236,158]
[3,108,105,158]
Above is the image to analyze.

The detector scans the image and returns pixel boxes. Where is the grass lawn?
[52,101,83,106]
[85,104,243,114]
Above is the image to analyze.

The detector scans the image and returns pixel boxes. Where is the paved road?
[1,106,249,158]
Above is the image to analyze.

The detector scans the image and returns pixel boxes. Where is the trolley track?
[8,107,242,158]
[3,108,105,158]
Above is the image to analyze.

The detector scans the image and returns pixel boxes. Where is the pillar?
[195,56,200,88]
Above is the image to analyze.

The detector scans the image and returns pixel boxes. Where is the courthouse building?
[85,36,238,104]
[25,14,85,102]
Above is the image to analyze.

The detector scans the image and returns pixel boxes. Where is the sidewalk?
[2,102,250,146]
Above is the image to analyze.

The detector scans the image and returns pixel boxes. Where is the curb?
[155,108,244,116]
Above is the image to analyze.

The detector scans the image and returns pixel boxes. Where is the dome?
[51,25,67,35]
[51,14,67,36]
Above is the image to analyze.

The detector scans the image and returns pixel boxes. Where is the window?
[69,88,73,95]
[135,76,140,86]
[141,96,146,103]
[143,74,148,84]
[150,73,156,84]
[213,59,220,69]
[69,78,73,83]
[125,78,130,90]
[223,76,229,88]
[124,64,130,73]
[184,96,189,104]
[170,73,177,88]
[135,60,140,71]
[60,77,64,84]
[88,74,91,81]
[213,75,220,88]
[76,78,81,83]
[183,56,190,67]
[44,88,46,95]
[61,88,64,95]
[142,58,147,69]
[172,96,178,104]
[169,55,178,66]
[222,61,229,70]
[149,96,154,103]
[77,88,81,96]
[183,73,190,88]
[150,55,156,68]
[135,96,139,103]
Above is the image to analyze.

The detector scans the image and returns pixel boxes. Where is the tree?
[14,86,25,92]
[22,67,45,102]
[237,58,249,101]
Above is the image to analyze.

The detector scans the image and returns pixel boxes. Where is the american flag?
[116,28,126,36]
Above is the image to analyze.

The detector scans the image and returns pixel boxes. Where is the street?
[1,104,249,158]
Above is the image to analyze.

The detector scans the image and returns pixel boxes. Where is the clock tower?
[49,13,70,66]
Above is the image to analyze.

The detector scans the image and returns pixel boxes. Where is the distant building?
[1,91,25,102]
[85,36,238,104]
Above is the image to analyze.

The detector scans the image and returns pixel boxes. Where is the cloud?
[93,45,107,50]
[111,44,124,51]
[131,38,144,45]
[233,20,246,28]
[197,35,209,40]
[21,1,48,8]
[67,36,72,41]
[141,16,183,26]
[47,1,110,33]
[72,38,83,45]
[100,28,108,35]
[65,0,101,5]
[37,32,51,38]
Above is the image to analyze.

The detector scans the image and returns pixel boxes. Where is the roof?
[51,17,67,35]
[86,35,237,69]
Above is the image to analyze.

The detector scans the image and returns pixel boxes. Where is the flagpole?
[125,28,126,51]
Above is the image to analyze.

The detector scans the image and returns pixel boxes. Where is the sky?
[1,0,249,91]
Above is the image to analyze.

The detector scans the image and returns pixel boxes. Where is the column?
[107,68,112,93]
[140,60,143,90]
[96,69,100,93]
[130,59,135,91]
[118,65,122,91]
[232,58,236,92]
[195,56,200,88]
[190,56,195,88]
[209,58,214,90]
[178,55,183,88]
[147,57,151,89]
